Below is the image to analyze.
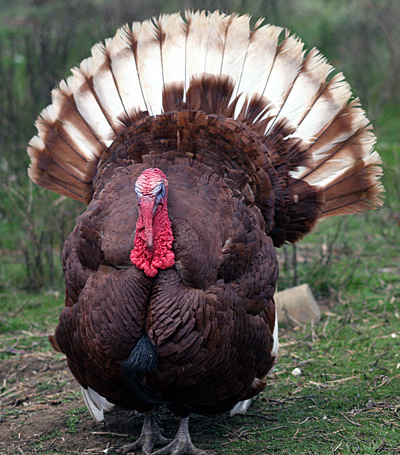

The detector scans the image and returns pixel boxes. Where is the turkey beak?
[140,196,155,250]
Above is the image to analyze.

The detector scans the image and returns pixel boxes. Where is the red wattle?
[130,203,175,277]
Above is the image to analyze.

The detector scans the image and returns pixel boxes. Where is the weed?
[66,408,85,433]
[36,380,55,393]
[38,430,61,442]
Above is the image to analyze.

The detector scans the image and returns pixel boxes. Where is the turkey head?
[130,168,175,278]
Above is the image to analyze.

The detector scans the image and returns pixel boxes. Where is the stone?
[291,367,303,376]
[275,283,321,324]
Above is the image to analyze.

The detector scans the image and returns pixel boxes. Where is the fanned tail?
[28,10,383,236]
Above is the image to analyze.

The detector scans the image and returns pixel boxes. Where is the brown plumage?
[28,11,383,455]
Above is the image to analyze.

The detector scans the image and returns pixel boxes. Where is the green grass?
[37,430,61,442]
[0,291,62,331]
[0,291,63,359]
[66,407,87,433]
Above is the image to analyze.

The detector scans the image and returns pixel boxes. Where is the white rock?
[275,283,321,324]
[291,367,302,376]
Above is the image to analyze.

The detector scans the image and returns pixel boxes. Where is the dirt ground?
[0,352,222,455]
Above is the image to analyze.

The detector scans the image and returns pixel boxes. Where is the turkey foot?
[119,411,171,455]
[152,417,209,455]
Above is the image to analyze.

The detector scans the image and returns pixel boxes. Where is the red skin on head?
[130,169,175,277]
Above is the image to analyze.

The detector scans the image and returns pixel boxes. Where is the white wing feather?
[81,386,114,422]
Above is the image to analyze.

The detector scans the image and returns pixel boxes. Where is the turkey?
[27,11,383,455]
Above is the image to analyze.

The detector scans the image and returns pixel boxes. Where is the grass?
[0,292,63,360]
[66,407,87,433]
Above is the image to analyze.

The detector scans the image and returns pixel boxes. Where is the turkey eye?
[135,188,142,204]
[154,184,165,205]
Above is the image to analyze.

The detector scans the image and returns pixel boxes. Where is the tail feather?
[235,20,283,98]
[27,10,384,225]
[158,14,187,88]
[91,42,127,130]
[262,32,305,121]
[185,11,210,89]
[268,48,333,133]
[292,102,382,217]
[111,25,147,114]
[220,14,251,84]
[51,80,105,156]
[69,65,115,143]
[321,152,383,216]
[294,73,352,143]
[299,100,371,180]
[192,11,227,76]
[133,19,164,116]
[28,71,109,202]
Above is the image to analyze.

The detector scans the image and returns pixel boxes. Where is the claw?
[152,417,209,455]
[118,411,171,454]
